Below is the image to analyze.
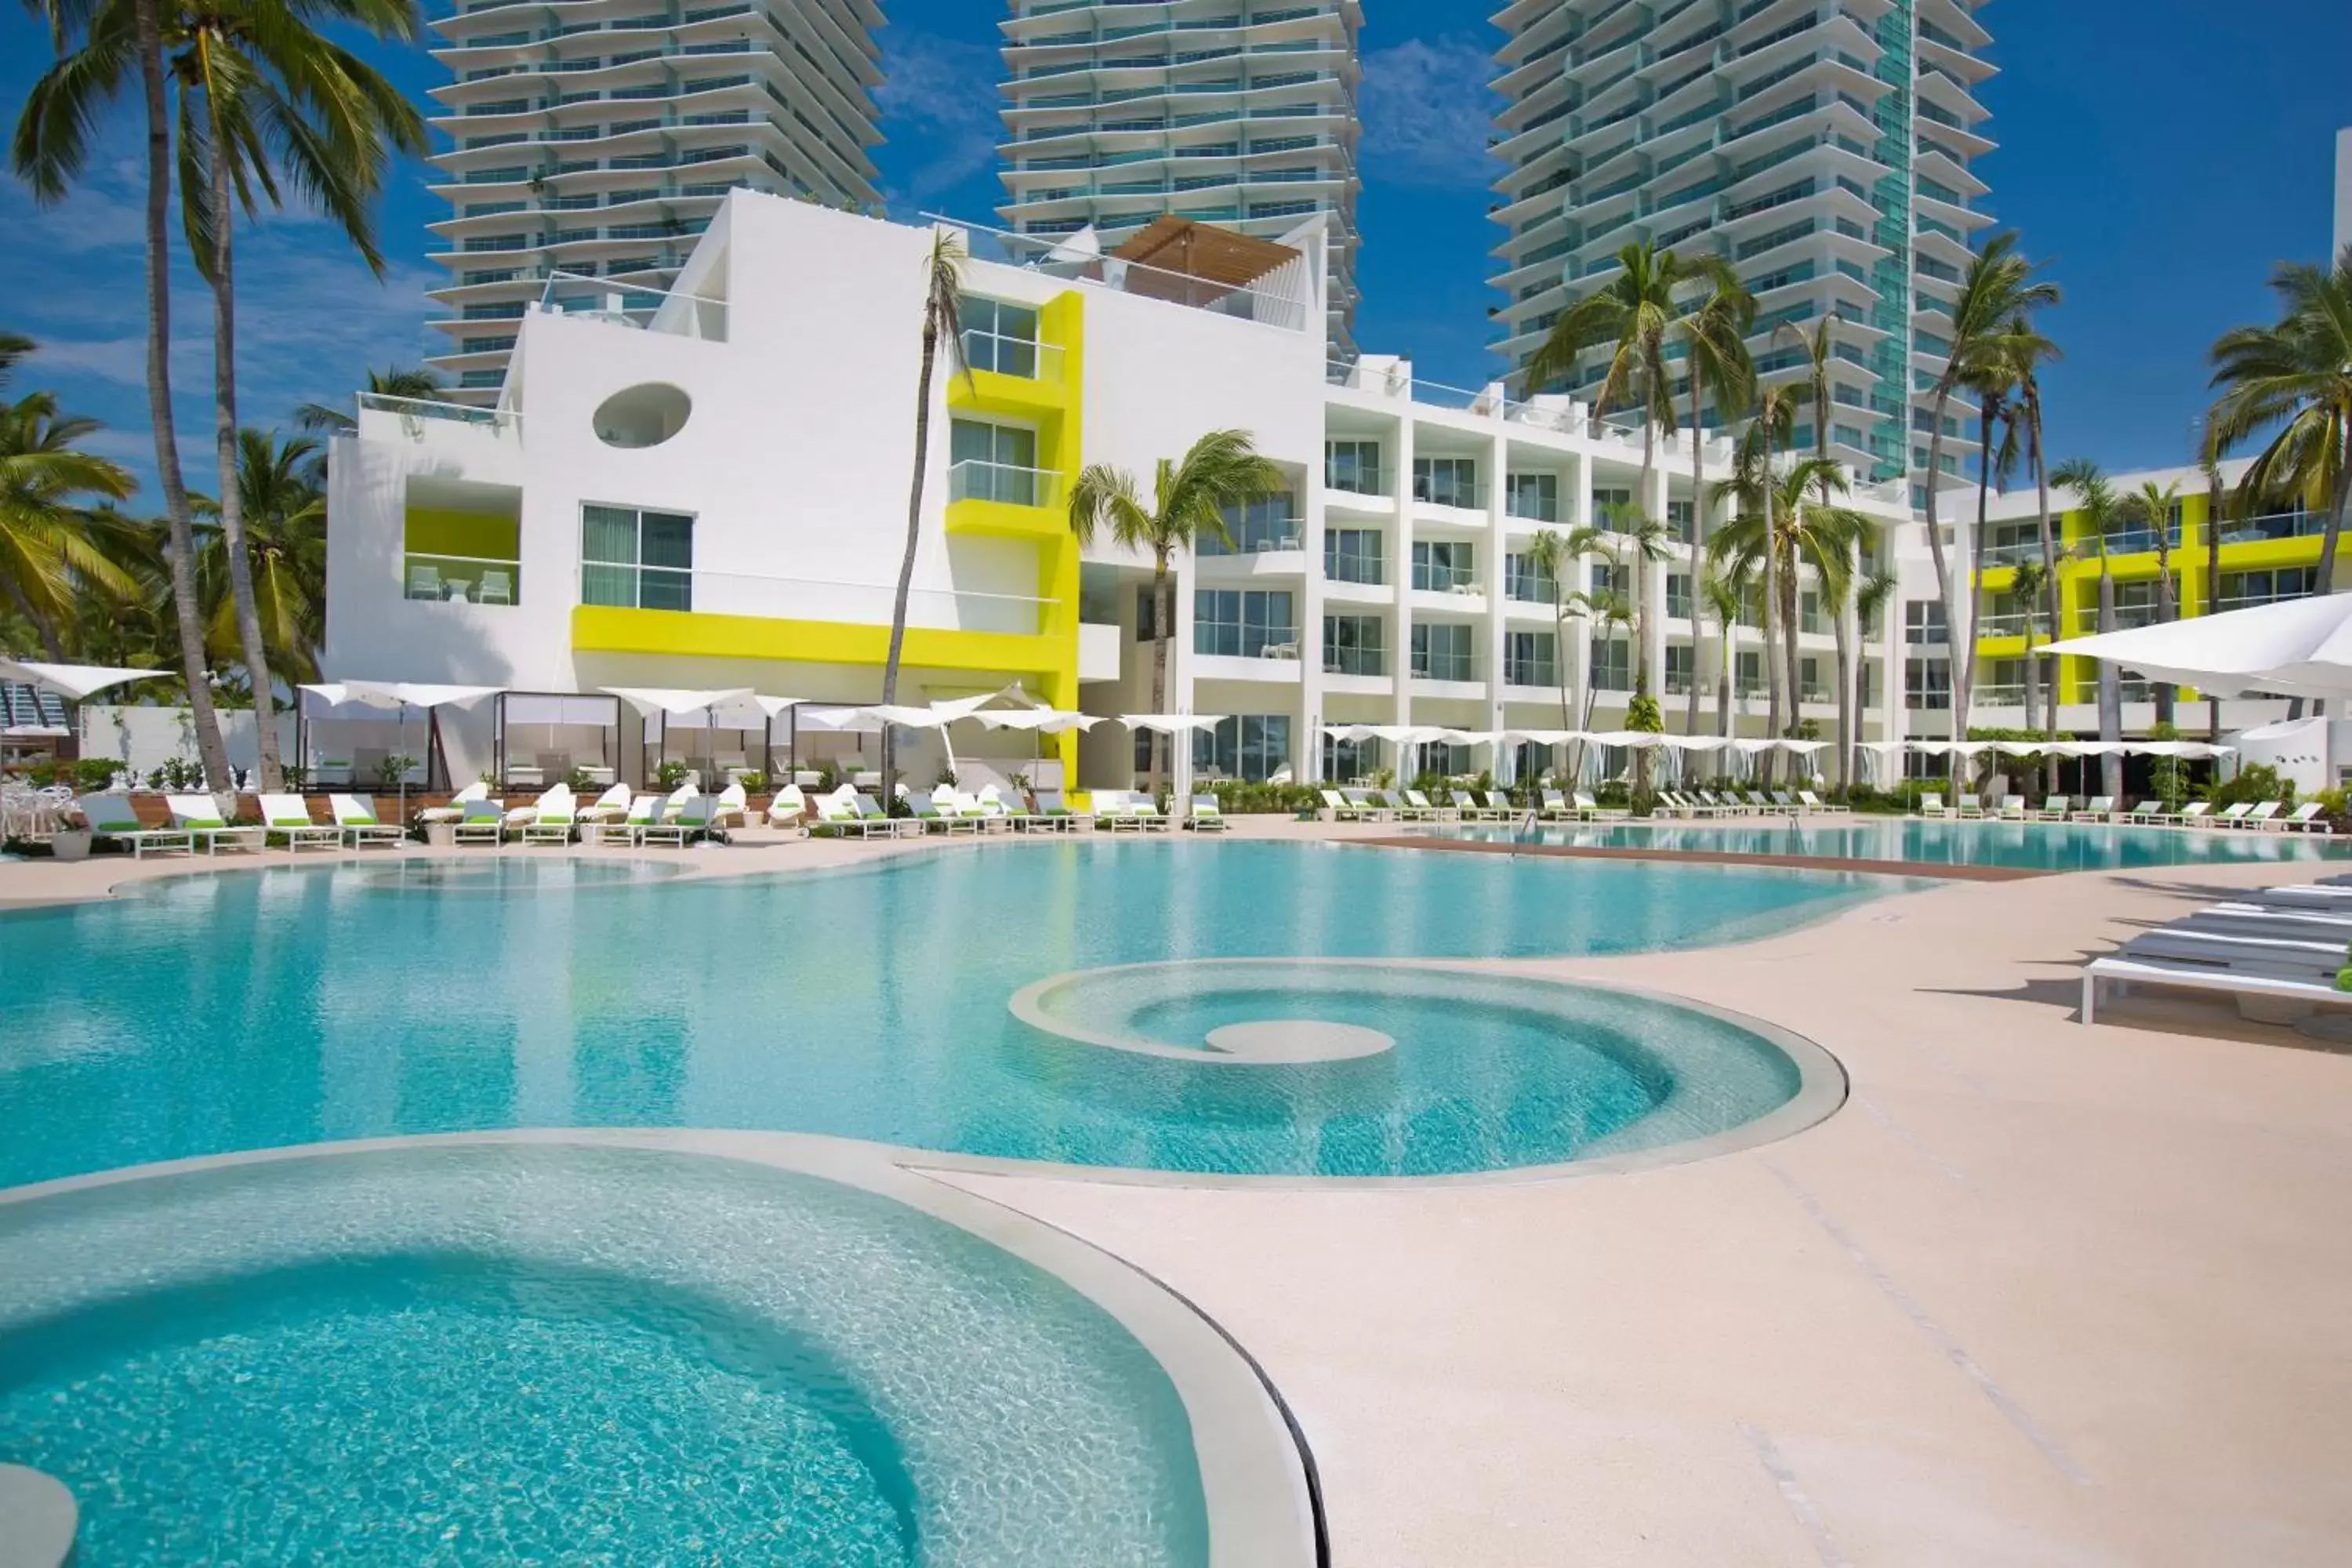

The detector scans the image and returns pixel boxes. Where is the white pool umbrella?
[603,687,754,783]
[0,659,158,701]
[2041,593,2352,699]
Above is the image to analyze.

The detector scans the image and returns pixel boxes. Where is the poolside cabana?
[602,687,753,786]
[493,691,624,789]
[297,681,500,798]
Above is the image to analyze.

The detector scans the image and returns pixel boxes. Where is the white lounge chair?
[1031,789,1093,831]
[1795,789,1838,815]
[521,785,577,845]
[72,793,192,858]
[618,793,663,840]
[2203,802,2254,829]
[1341,789,1394,822]
[258,793,341,852]
[166,793,263,855]
[2277,801,2334,834]
[2242,800,2285,831]
[909,790,976,834]
[848,793,906,837]
[1181,793,1229,832]
[1572,791,1628,821]
[2176,801,2213,828]
[2069,796,2116,823]
[451,798,507,846]
[637,793,717,847]
[2034,795,2071,822]
[1399,789,1450,822]
[2122,800,2169,825]
[1955,794,1987,819]
[766,784,808,829]
[1915,792,1951,819]
[416,781,488,825]
[329,793,406,848]
[2082,949,2352,1025]
[1996,797,2027,822]
[711,781,749,829]
[581,783,632,823]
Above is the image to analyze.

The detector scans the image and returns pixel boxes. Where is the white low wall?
[78,706,298,782]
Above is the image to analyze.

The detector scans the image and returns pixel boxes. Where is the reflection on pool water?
[1429,816,2352,873]
[0,1145,1215,1566]
[2,841,1874,1182]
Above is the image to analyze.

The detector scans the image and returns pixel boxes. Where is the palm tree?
[194,430,326,684]
[1564,584,1635,776]
[1853,568,1898,789]
[296,365,444,434]
[880,228,967,803]
[1714,386,1798,773]
[2007,322,2063,777]
[1523,525,1605,741]
[1709,455,1878,778]
[1777,318,1842,771]
[2053,458,2125,798]
[1918,233,2060,741]
[2198,430,2230,744]
[1595,497,1674,701]
[14,16,231,787]
[0,332,33,387]
[169,0,424,787]
[2207,246,2352,592]
[0,392,140,659]
[1956,354,2020,731]
[1067,429,1282,792]
[1525,239,1693,553]
[1700,566,1747,739]
[2123,478,2184,725]
[1675,266,1755,731]
[2009,557,2049,741]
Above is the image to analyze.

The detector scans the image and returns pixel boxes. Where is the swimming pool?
[1,842,1875,1183]
[0,1140,1301,1565]
[1427,816,2352,872]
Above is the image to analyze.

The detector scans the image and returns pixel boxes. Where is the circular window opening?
[593,383,691,449]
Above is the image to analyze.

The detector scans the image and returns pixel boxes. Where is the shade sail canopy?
[1118,713,1226,733]
[2,659,161,701]
[971,709,1100,733]
[303,681,501,712]
[601,686,753,719]
[2040,594,2352,699]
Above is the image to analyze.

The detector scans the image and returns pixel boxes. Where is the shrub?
[654,760,691,789]
[2205,762,2296,809]
[1209,781,1319,815]
[738,770,768,794]
[564,766,596,793]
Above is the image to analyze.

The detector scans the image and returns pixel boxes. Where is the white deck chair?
[73,793,195,857]
[521,784,577,845]
[416,780,488,825]
[581,783,632,823]
[167,793,263,855]
[766,783,808,828]
[329,793,406,848]
[637,793,717,847]
[258,793,341,852]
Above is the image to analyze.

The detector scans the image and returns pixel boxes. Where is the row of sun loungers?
[2082,876,2352,1024]
[1920,794,2332,832]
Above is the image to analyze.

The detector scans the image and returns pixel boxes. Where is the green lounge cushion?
[270,818,314,829]
[183,818,226,830]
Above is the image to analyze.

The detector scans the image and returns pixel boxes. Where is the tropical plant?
[1523,525,1605,739]
[1676,269,1755,731]
[1714,385,1797,774]
[1709,453,1878,788]
[0,391,140,659]
[2006,319,2063,776]
[1595,498,1674,702]
[1957,348,2020,728]
[0,332,32,387]
[2009,557,2049,739]
[2207,245,2352,592]
[880,228,967,802]
[2053,458,2125,797]
[295,364,443,434]
[2199,432,2230,743]
[16,0,233,786]
[2122,478,2183,724]
[1853,568,1898,785]
[1700,566,1747,739]
[1067,428,1281,790]
[1917,233,2060,742]
[193,429,326,683]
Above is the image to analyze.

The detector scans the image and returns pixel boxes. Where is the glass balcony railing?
[1323,547,1384,585]
[1410,563,1477,593]
[1324,464,1387,497]
[1323,645,1385,677]
[960,330,1065,381]
[1974,612,2049,640]
[947,459,1065,509]
[404,552,521,605]
[1410,474,1486,510]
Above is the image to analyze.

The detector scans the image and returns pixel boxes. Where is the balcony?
[404,551,521,606]
[570,564,1056,662]
[1323,464,1388,499]
[946,459,1067,539]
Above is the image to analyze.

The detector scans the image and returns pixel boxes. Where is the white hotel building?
[421,0,885,400]
[326,193,1934,791]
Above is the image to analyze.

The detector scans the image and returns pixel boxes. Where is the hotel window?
[1904,655,1951,710]
[1667,499,1694,543]
[1592,487,1633,528]
[1202,494,1300,556]
[580,503,692,611]
[1904,599,1947,646]
[1666,572,1693,621]
[960,295,1043,378]
[1737,650,1763,696]
[2217,567,2313,612]
[1504,551,1555,603]
[948,419,1041,504]
[1504,630,1557,688]
[1324,438,1382,495]
[1193,589,1296,657]
[1135,586,1161,642]
[1589,636,1632,691]
[1323,613,1385,676]
[1323,528,1384,584]
[1193,715,1291,782]
[1505,471,1559,522]
[1410,540,1474,592]
[1411,456,1479,509]
[1421,742,1472,777]
[1323,733,1379,782]
[1664,644,1695,694]
[1411,622,1475,681]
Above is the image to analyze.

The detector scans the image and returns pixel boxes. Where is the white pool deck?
[5,820,2350,1564]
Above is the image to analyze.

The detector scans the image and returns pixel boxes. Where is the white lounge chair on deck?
[766,784,807,828]
[637,793,717,847]
[451,797,507,846]
[1181,793,1228,832]
[2070,796,2115,823]
[257,793,340,852]
[330,793,405,848]
[1572,791,1628,822]
[2122,800,2168,825]
[2033,795,2071,822]
[581,783,632,823]
[2176,801,2212,828]
[711,781,749,829]
[1031,789,1092,831]
[1996,797,2027,822]
[2278,801,2334,834]
[521,784,577,845]
[416,781,487,825]
[1915,793,1950,819]
[1955,794,1987,818]
[167,793,263,855]
[2243,800,2285,831]
[2202,802,2252,829]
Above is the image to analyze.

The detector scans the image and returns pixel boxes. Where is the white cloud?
[874,30,1003,207]
[1360,37,1501,188]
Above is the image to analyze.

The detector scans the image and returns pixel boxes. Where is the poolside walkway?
[930,855,2352,1567]
[5,822,2348,1563]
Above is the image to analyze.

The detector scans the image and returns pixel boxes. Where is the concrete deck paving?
[5,820,2348,1564]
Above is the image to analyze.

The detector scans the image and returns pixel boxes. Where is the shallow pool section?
[0,1142,1248,1565]
[1009,962,1823,1176]
[1,841,1880,1184]
[1429,816,2351,873]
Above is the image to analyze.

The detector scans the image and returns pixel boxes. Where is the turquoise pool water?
[0,841,1877,1182]
[0,1145,1214,1566]
[1433,816,2352,872]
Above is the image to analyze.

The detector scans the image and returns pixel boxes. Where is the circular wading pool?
[0,1141,1312,1566]
[1004,960,1842,1181]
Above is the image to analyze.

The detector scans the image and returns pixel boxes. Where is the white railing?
[575,563,1051,637]
[539,269,727,342]
[960,329,1067,382]
[356,392,522,440]
[932,212,1315,336]
[404,551,521,605]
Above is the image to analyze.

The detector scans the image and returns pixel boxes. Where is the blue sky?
[3,0,2347,499]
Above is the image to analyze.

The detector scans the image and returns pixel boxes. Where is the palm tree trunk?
[2153,531,2176,728]
[2,576,66,661]
[1149,553,1172,794]
[1759,438,1782,789]
[1716,619,1733,739]
[1830,620,1852,791]
[1554,598,1573,740]
[1684,379,1705,734]
[1636,416,1654,698]
[2205,459,2223,745]
[1921,388,1962,751]
[205,106,283,789]
[1959,399,1994,712]
[2028,389,2060,793]
[2022,623,2039,739]
[880,317,941,804]
[2097,560,2122,797]
[1779,555,1802,731]
[137,0,232,792]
